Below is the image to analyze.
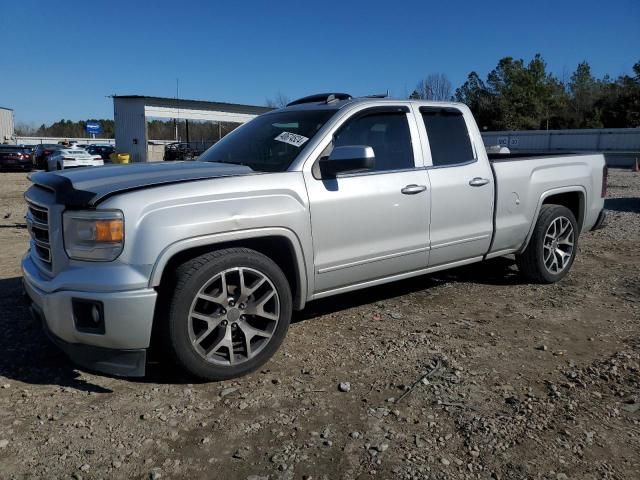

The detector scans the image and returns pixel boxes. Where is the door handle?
[469,177,490,187]
[401,184,427,195]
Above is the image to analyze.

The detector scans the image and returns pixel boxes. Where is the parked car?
[33,144,62,169]
[23,94,607,380]
[163,142,202,161]
[0,145,33,171]
[46,147,104,171]
[85,145,115,161]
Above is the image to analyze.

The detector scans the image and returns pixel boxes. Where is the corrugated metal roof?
[111,95,272,115]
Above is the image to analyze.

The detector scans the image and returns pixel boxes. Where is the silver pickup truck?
[22,94,607,380]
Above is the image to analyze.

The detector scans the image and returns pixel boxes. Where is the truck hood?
[29,161,254,207]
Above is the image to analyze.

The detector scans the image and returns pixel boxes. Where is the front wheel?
[165,248,292,380]
[517,204,578,283]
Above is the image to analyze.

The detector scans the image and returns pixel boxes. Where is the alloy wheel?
[187,267,280,366]
[543,216,575,274]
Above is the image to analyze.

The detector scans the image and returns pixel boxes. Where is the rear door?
[417,106,494,267]
[304,106,430,294]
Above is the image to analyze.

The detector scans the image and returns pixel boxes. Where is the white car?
[46,147,104,171]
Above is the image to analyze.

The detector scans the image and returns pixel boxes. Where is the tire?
[517,204,579,283]
[165,248,292,381]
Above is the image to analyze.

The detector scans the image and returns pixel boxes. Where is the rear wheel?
[517,204,578,283]
[165,248,292,380]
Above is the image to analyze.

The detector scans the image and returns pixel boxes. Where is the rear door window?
[333,111,414,171]
[420,107,475,167]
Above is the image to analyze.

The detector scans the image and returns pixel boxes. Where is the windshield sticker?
[274,131,309,148]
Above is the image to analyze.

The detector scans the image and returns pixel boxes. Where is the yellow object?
[95,220,124,242]
[110,152,130,164]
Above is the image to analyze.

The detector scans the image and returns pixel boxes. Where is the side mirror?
[319,145,375,177]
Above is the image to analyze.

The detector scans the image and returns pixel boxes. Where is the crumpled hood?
[29,161,254,207]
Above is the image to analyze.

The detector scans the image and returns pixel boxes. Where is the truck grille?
[26,201,52,269]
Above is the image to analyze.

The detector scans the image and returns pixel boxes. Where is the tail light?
[601,165,608,198]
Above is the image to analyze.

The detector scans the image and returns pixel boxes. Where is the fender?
[148,227,310,310]
[518,185,586,254]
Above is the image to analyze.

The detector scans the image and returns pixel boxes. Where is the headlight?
[63,210,124,261]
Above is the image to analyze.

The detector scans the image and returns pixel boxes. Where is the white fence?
[15,136,116,146]
[482,128,640,167]
[482,128,640,152]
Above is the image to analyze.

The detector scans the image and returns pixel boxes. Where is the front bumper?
[62,160,104,169]
[22,254,157,377]
[0,160,32,170]
[28,301,147,376]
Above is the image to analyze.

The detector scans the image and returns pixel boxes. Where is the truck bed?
[487,152,606,257]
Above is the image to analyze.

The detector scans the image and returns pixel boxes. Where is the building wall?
[147,144,166,162]
[0,108,14,143]
[114,97,148,163]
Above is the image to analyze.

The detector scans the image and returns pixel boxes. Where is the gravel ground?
[0,169,638,480]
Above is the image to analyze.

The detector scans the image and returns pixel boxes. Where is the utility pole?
[175,78,179,141]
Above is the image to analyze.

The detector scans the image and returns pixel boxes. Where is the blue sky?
[1,0,638,124]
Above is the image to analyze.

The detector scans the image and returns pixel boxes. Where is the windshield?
[198,110,336,172]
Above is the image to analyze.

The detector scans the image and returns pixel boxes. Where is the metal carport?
[112,95,272,162]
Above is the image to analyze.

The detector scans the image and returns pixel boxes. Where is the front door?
[305,107,430,294]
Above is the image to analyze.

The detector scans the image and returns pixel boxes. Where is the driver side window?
[333,112,415,172]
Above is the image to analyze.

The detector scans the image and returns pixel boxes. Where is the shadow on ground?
[0,223,27,229]
[605,197,640,213]
[0,257,523,388]
[294,256,521,322]
[0,276,112,393]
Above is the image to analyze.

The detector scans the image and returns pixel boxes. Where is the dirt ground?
[0,170,638,480]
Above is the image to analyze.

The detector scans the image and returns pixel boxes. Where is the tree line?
[15,118,239,141]
[412,55,640,131]
[15,119,116,138]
